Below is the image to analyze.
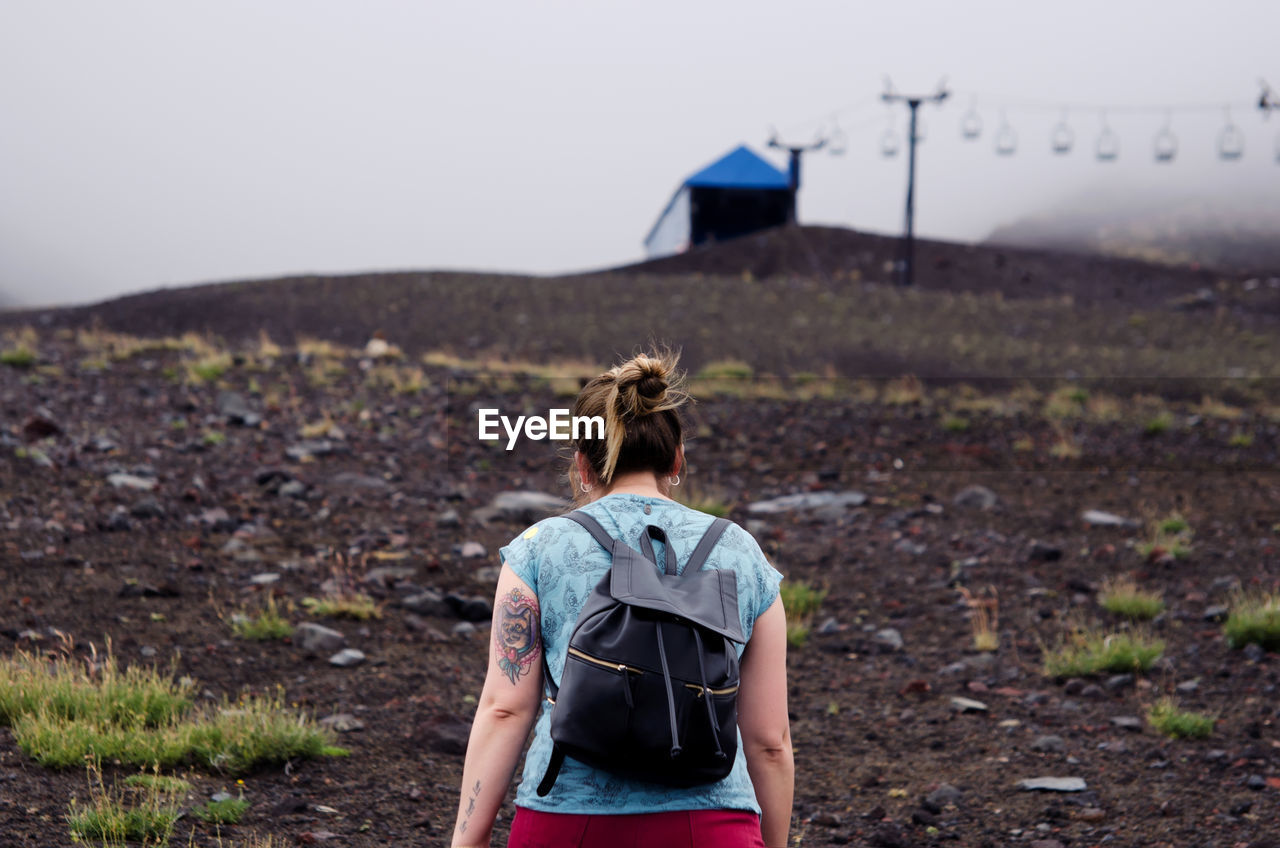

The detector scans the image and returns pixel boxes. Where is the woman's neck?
[601,471,669,500]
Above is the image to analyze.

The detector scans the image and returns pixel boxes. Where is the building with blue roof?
[643,145,795,258]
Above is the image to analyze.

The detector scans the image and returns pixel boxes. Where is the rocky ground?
[2,228,1280,847]
[0,325,1276,848]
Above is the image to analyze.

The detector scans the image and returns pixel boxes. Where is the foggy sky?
[2,0,1278,307]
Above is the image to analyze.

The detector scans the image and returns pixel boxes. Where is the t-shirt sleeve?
[499,521,546,591]
[720,522,783,634]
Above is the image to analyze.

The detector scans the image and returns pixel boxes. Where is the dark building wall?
[689,187,794,246]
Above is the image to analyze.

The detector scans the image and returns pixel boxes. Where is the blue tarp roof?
[684,144,790,190]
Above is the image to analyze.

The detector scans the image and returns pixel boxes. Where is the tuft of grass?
[780,581,827,649]
[942,415,970,432]
[186,353,233,384]
[67,761,181,846]
[0,649,343,774]
[202,430,227,447]
[302,553,382,621]
[1228,431,1254,448]
[881,375,925,406]
[957,586,999,652]
[1042,627,1165,677]
[228,596,295,641]
[695,359,754,381]
[1223,592,1280,652]
[1,345,38,368]
[193,795,250,825]
[122,772,192,795]
[1146,697,1215,739]
[1143,412,1174,436]
[301,595,380,621]
[1098,576,1165,620]
[1138,512,1193,562]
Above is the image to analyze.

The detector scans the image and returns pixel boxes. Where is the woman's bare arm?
[451,565,545,847]
[738,596,794,848]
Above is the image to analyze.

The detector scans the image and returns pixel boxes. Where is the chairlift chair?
[1218,122,1245,161]
[995,122,1017,156]
[1153,126,1177,163]
[880,127,900,158]
[827,118,848,156]
[1275,131,1280,163]
[1050,122,1074,155]
[961,109,982,140]
[1095,126,1120,162]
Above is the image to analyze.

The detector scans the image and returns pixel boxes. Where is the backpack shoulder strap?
[561,510,615,551]
[684,517,732,573]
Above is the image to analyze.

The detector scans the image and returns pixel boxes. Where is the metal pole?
[882,80,948,287]
[902,99,920,287]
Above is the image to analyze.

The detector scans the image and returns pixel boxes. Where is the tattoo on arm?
[495,587,541,685]
[459,779,482,834]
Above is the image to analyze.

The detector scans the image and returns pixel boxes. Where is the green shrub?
[780,581,827,650]
[1147,697,1214,739]
[193,795,250,824]
[1223,592,1280,652]
[1098,577,1165,620]
[229,597,294,641]
[1143,413,1174,435]
[1042,628,1165,677]
[1,650,343,774]
[1,345,37,368]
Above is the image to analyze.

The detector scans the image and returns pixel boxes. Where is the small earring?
[580,481,594,494]
[669,474,680,486]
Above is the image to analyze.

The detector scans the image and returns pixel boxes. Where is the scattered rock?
[199,508,237,531]
[1031,735,1065,753]
[745,490,867,517]
[473,490,569,524]
[950,696,989,713]
[217,391,261,427]
[100,507,133,532]
[924,783,963,809]
[402,591,451,617]
[952,485,997,510]
[1017,776,1087,792]
[1175,678,1200,694]
[445,594,493,622]
[319,713,365,732]
[1203,605,1229,622]
[1105,673,1135,692]
[1110,715,1143,732]
[873,628,904,652]
[413,713,471,756]
[1028,541,1062,562]
[22,414,62,442]
[364,566,416,586]
[130,498,166,520]
[286,441,337,462]
[248,573,280,585]
[1245,774,1267,791]
[458,541,487,559]
[1081,509,1138,528]
[328,648,365,667]
[107,473,156,491]
[893,539,927,556]
[279,480,308,498]
[294,622,346,654]
[452,621,477,637]
[328,472,392,492]
[436,509,461,528]
[1243,643,1265,662]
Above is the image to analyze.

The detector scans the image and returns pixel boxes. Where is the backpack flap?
[608,541,746,644]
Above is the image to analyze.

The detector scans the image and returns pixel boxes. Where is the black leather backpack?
[535,510,746,795]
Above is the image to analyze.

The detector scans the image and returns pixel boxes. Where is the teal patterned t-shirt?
[499,493,783,815]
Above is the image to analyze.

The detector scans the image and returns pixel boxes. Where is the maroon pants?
[508,807,767,848]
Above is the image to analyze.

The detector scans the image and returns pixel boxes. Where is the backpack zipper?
[568,647,642,675]
[568,648,737,696]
